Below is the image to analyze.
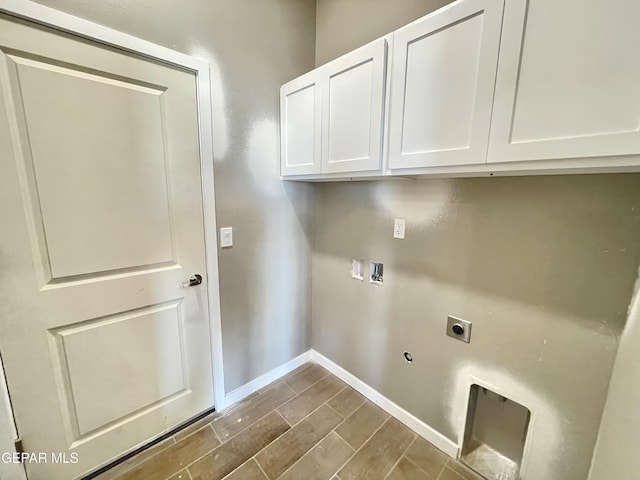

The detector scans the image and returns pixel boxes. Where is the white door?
[488,0,640,163]
[387,0,504,170]
[0,14,215,480]
[280,70,322,176]
[321,38,387,174]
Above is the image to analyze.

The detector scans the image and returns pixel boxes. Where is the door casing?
[0,1,226,476]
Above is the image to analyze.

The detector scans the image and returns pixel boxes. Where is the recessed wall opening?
[369,261,383,285]
[461,384,530,480]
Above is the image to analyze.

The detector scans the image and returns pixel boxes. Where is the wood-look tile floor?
[98,362,483,480]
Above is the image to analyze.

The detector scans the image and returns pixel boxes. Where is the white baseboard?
[223,348,459,459]
[224,350,312,407]
[310,349,459,458]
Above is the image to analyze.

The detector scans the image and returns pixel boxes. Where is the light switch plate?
[393,219,405,239]
[220,227,233,248]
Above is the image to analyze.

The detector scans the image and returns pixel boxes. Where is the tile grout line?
[435,462,448,480]
[102,435,181,480]
[284,363,327,389]
[403,434,463,479]
[114,366,346,480]
[257,390,356,480]
[403,454,431,477]
[405,435,417,453]
[323,401,346,423]
[280,382,297,396]
[322,389,366,423]
[277,383,347,429]
[209,422,222,444]
[254,458,270,480]
[264,364,314,392]
[282,369,331,397]
[184,368,333,477]
[308,385,366,436]
[276,362,314,389]
[242,409,305,480]
[120,367,435,480]
[399,436,442,478]
[262,407,339,472]
[272,424,348,480]
[213,382,297,441]
[331,415,393,479]
[173,415,218,444]
[213,363,328,442]
[451,463,483,480]
[378,430,417,480]
[187,399,320,480]
[382,458,403,480]
[219,458,270,480]
[245,446,274,479]
[102,364,330,480]
[183,405,295,477]
[320,388,367,430]
[332,430,354,453]
[349,412,392,452]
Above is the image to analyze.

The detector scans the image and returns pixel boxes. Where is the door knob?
[182,274,203,288]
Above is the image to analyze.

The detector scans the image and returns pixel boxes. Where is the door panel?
[388,0,505,169]
[0,14,213,480]
[328,61,373,162]
[401,15,482,153]
[50,302,187,437]
[488,0,640,162]
[321,38,387,174]
[280,70,322,176]
[11,54,175,279]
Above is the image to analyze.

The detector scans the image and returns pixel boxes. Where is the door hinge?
[14,437,23,454]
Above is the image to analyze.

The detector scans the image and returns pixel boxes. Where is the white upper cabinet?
[322,38,387,174]
[387,0,505,170]
[280,70,322,176]
[281,0,640,180]
[488,0,640,163]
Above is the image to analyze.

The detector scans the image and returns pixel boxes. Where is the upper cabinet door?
[321,38,387,174]
[280,71,322,176]
[488,0,640,163]
[388,0,505,170]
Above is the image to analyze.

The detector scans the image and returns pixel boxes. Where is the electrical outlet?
[393,219,405,239]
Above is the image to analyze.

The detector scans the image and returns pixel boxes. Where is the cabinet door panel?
[488,0,640,163]
[388,0,504,169]
[322,38,387,174]
[280,71,322,176]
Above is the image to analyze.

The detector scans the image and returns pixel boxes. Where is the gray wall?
[32,0,317,393]
[315,0,452,65]
[312,175,640,480]
[589,271,640,480]
[314,4,640,478]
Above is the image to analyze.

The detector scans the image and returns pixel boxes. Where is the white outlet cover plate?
[220,227,233,247]
[394,219,405,239]
[351,258,364,280]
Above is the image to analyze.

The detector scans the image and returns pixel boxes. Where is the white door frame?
[0,353,26,480]
[0,0,226,468]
